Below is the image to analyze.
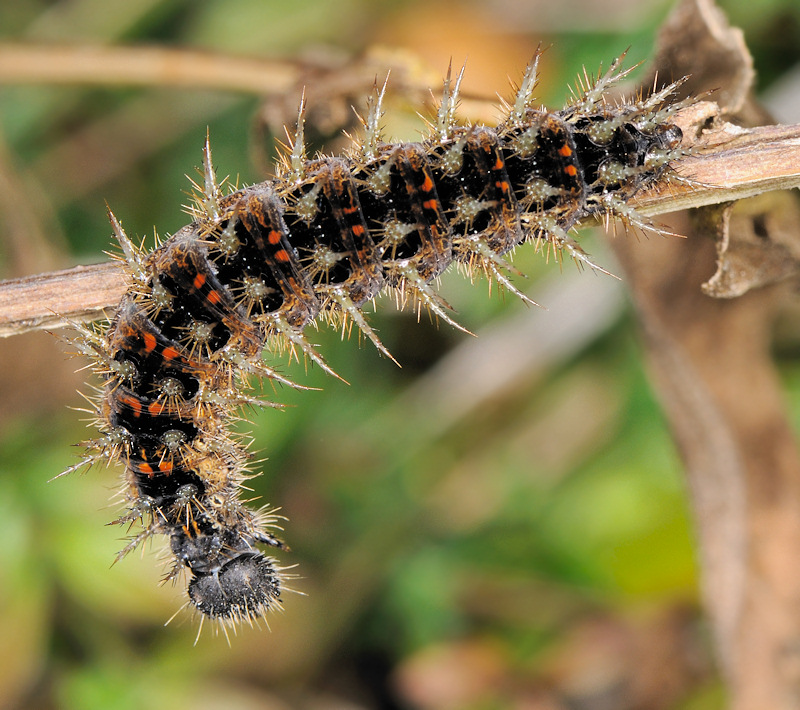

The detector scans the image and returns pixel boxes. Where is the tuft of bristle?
[436,60,466,141]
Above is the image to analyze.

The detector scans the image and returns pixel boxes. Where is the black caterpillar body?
[68,54,689,630]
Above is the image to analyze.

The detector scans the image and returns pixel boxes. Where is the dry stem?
[0,43,299,94]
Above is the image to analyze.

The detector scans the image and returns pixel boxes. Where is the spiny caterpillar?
[64,52,690,632]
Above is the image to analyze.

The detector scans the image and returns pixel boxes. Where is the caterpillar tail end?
[187,551,283,624]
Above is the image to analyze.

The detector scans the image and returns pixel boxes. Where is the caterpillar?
[65,51,689,632]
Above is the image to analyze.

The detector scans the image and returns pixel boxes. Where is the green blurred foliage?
[0,0,799,708]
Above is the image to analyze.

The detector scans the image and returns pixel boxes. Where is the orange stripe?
[494,157,504,170]
[161,346,179,361]
[421,174,434,192]
[564,165,578,177]
[422,199,438,210]
[268,230,282,245]
[193,273,206,290]
[495,180,510,193]
[343,205,359,215]
[351,224,365,237]
[275,250,290,262]
[148,401,164,416]
[558,144,572,157]
[206,290,222,305]
[139,462,153,475]
[121,394,142,417]
[142,332,156,353]
[159,460,173,474]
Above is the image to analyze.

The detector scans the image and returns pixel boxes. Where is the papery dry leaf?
[649,0,800,298]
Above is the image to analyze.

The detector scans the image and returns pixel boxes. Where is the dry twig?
[0,43,300,94]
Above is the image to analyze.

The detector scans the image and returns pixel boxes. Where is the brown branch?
[0,262,127,337]
[637,104,800,214]
[0,43,300,94]
[1,108,799,338]
[0,42,447,107]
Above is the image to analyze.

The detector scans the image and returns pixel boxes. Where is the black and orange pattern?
[67,53,689,629]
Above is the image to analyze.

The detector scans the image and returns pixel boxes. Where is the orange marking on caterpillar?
[161,346,179,361]
[268,230,282,245]
[143,332,157,353]
[120,393,142,417]
[275,250,290,262]
[159,460,173,474]
[422,199,438,210]
[564,165,578,177]
[206,290,222,305]
[351,224,365,237]
[558,144,573,157]
[421,174,435,192]
[193,273,206,290]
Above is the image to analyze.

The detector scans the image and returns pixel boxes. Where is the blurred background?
[1,0,800,708]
